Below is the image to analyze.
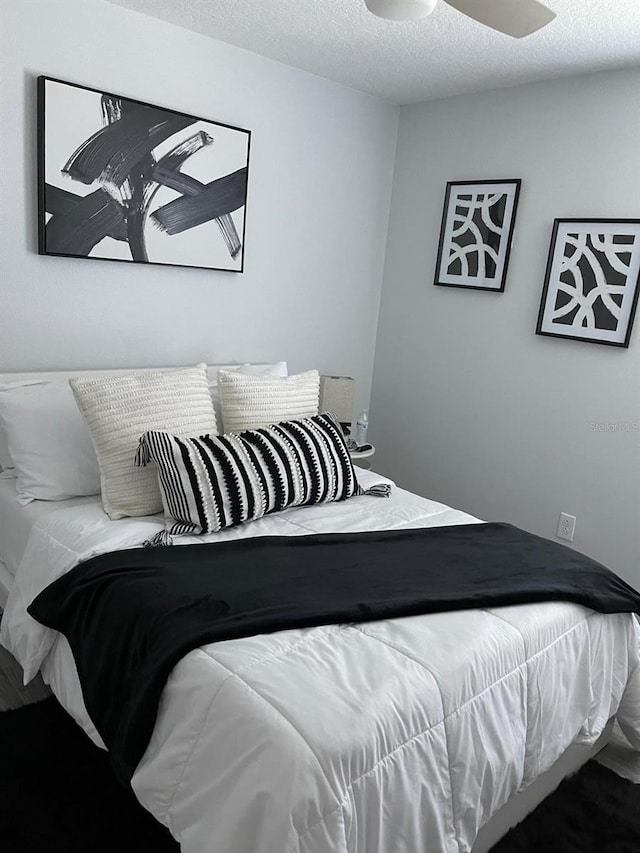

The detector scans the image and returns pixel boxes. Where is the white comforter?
[2,469,640,853]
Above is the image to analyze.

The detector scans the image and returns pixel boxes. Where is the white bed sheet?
[0,477,99,577]
[2,470,640,853]
[0,560,13,610]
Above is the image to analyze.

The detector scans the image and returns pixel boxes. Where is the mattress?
[0,477,99,578]
[2,470,639,853]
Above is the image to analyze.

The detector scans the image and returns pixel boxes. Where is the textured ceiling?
[106,0,640,103]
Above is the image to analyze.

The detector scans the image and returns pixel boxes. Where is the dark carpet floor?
[491,757,640,853]
[0,697,178,852]
[1,697,638,852]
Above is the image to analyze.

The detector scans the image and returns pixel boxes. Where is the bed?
[1,367,639,853]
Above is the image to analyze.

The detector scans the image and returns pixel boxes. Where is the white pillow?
[209,362,288,417]
[0,378,50,478]
[71,364,218,520]
[0,382,101,504]
[218,369,320,433]
[0,429,15,476]
[214,362,288,381]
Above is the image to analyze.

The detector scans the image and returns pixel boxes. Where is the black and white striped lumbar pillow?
[136,412,382,542]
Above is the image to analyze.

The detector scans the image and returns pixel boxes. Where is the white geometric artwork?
[434,180,521,291]
[537,220,640,348]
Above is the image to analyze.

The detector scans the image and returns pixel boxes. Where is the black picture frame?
[37,75,252,273]
[536,219,640,349]
[434,179,521,292]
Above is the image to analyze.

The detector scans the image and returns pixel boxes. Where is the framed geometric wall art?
[434,179,521,292]
[536,219,640,348]
[37,76,251,272]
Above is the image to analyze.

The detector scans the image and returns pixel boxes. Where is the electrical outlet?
[557,512,576,542]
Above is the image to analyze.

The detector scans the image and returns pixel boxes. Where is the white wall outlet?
[557,512,577,542]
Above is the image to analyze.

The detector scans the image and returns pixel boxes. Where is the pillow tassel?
[143,530,174,548]
[135,437,151,467]
[359,483,392,498]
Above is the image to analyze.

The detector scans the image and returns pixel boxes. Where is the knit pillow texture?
[71,364,217,519]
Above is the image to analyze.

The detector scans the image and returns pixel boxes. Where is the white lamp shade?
[365,0,438,20]
[319,375,355,426]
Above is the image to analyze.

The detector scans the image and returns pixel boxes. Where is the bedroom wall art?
[536,219,640,348]
[37,76,251,272]
[434,179,521,291]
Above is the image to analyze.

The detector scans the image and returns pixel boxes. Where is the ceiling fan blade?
[443,0,556,37]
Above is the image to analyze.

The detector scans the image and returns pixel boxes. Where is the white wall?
[2,2,637,582]
[372,69,640,586]
[0,0,399,420]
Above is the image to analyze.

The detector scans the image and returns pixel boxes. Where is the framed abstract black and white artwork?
[434,179,521,291]
[37,76,251,272]
[536,219,640,348]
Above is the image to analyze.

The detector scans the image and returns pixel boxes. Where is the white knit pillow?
[70,364,217,519]
[218,369,320,433]
[209,362,288,422]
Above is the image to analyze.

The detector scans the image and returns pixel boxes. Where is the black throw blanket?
[28,523,640,784]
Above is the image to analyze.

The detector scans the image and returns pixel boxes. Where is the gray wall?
[372,69,640,587]
[0,0,399,420]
